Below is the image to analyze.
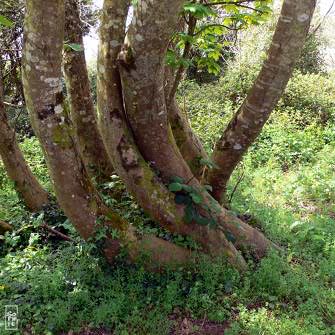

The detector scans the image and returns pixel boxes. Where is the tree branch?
[208,0,317,203]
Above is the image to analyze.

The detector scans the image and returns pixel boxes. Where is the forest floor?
[1,75,335,334]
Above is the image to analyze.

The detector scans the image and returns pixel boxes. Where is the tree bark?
[208,0,317,203]
[63,0,114,182]
[165,66,208,180]
[0,220,13,235]
[160,17,208,179]
[21,0,286,272]
[22,0,195,270]
[96,0,278,270]
[0,76,49,211]
[168,99,208,180]
[97,0,250,270]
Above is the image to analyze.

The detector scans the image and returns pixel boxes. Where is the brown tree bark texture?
[63,0,114,182]
[208,0,317,202]
[22,0,195,269]
[164,16,208,180]
[0,76,49,211]
[96,0,281,270]
[0,220,13,234]
[165,65,208,180]
[97,0,248,270]
[120,0,276,262]
[20,0,313,271]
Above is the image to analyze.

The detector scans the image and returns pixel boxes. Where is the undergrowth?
[1,70,335,334]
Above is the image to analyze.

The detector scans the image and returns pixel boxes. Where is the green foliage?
[1,12,335,333]
[183,2,216,19]
[2,76,335,333]
[64,42,84,52]
[167,0,272,77]
[0,15,14,28]
[295,34,325,74]
[0,137,50,220]
[279,71,335,125]
[168,177,216,227]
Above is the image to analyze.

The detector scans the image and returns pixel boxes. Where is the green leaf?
[183,2,216,19]
[175,194,191,205]
[181,184,194,193]
[194,216,210,226]
[168,182,183,192]
[0,15,14,28]
[224,231,236,243]
[190,192,202,204]
[64,43,84,52]
[170,176,185,184]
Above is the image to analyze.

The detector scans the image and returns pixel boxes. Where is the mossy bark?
[96,0,277,270]
[167,97,208,180]
[63,0,113,182]
[0,76,49,211]
[22,0,195,269]
[208,0,317,203]
[21,0,311,271]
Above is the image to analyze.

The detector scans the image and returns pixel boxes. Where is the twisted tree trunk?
[96,0,279,270]
[63,0,113,182]
[96,1,245,270]
[0,76,49,211]
[22,0,196,270]
[21,0,316,271]
[164,16,208,179]
[208,0,316,203]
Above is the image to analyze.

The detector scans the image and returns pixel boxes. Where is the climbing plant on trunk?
[21,0,316,270]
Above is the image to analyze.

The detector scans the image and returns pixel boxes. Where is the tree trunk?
[168,99,208,180]
[208,0,317,203]
[0,220,13,235]
[165,66,208,180]
[21,0,307,272]
[96,0,279,270]
[22,0,196,270]
[0,76,49,211]
[63,0,114,182]
[164,16,208,180]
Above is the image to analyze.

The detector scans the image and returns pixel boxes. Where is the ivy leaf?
[0,15,14,28]
[175,194,191,205]
[224,231,236,243]
[194,216,210,226]
[181,184,194,193]
[190,192,202,204]
[224,281,233,294]
[168,182,183,192]
[64,43,84,52]
[170,176,185,184]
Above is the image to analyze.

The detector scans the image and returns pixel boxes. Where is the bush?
[279,71,335,125]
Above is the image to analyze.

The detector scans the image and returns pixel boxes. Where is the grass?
[1,76,335,334]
